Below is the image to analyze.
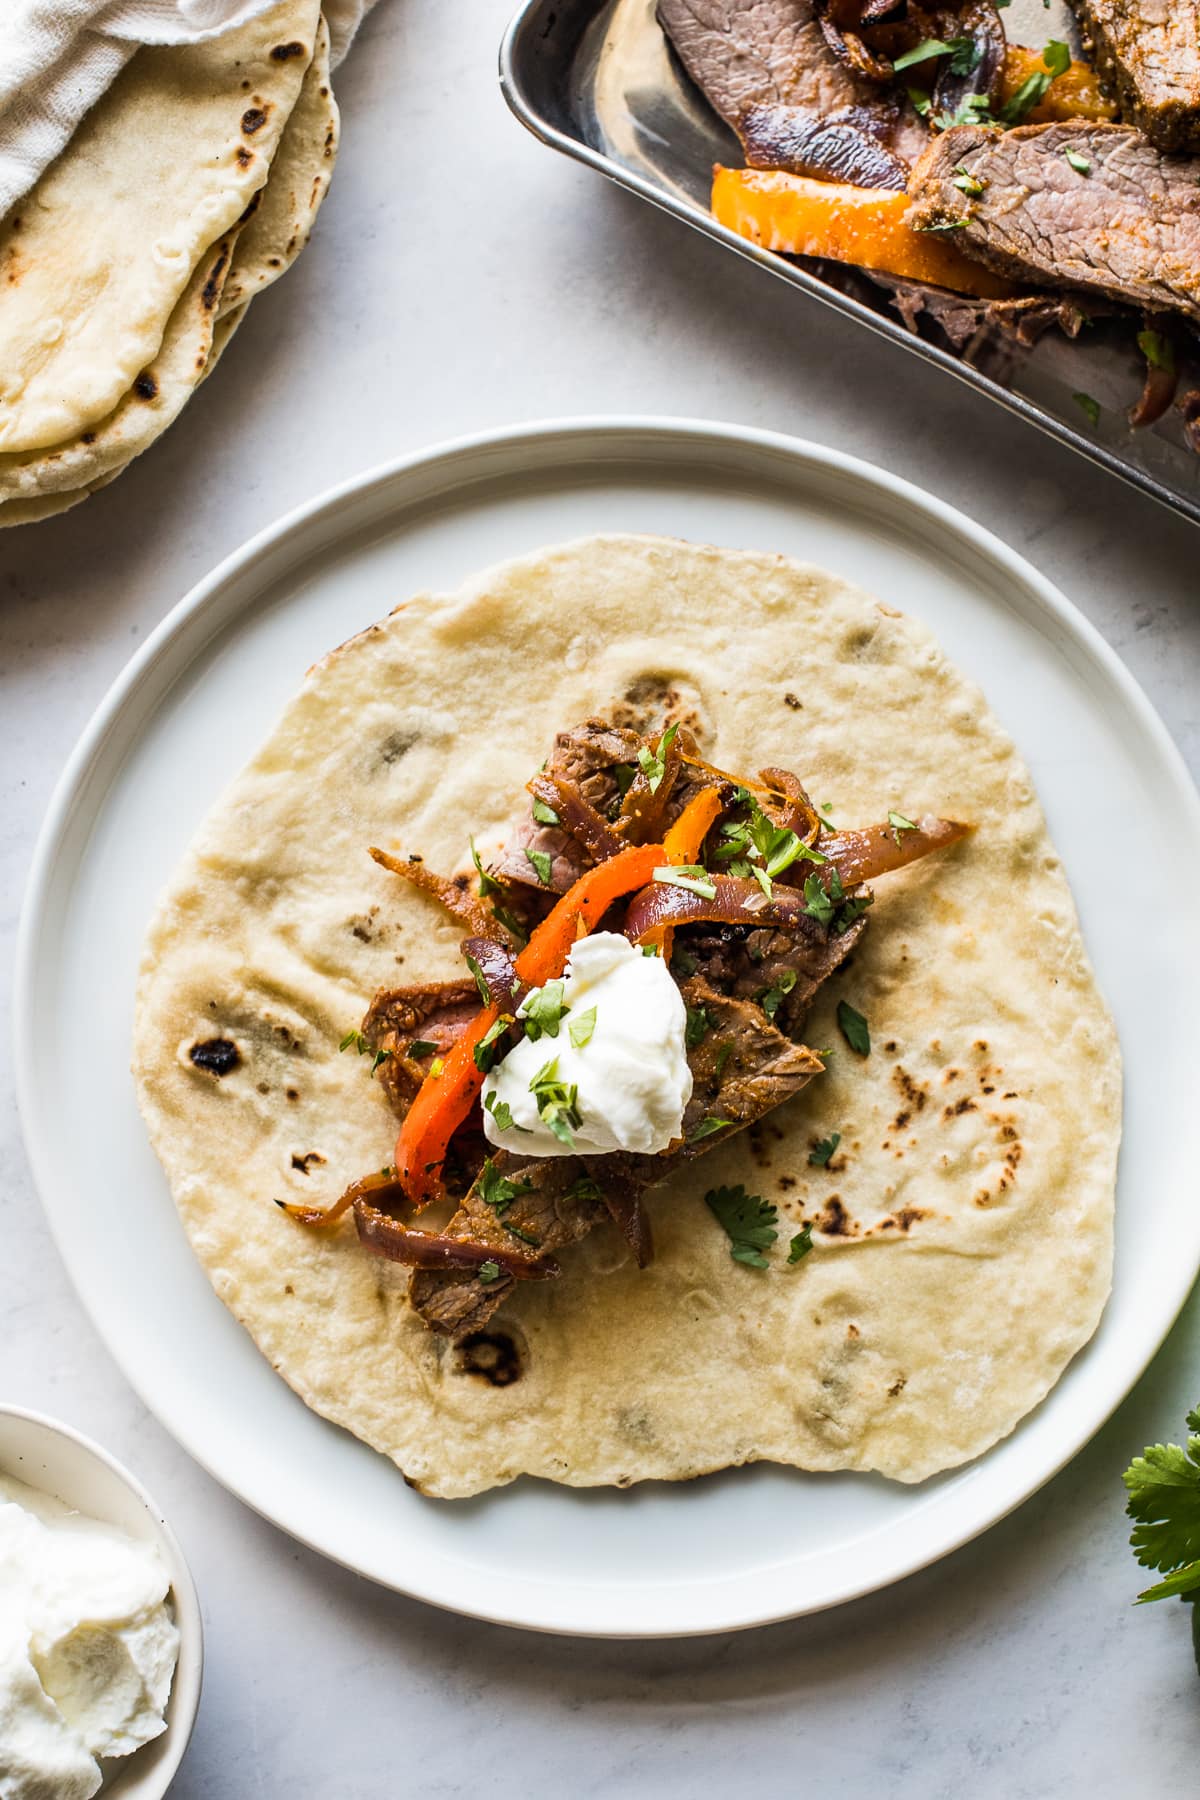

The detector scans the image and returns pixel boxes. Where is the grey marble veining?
[3,2,1200,1792]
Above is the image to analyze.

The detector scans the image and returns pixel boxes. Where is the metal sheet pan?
[500,0,1200,528]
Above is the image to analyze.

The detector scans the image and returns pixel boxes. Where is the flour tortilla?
[0,0,318,455]
[133,535,1121,1499]
[0,20,337,522]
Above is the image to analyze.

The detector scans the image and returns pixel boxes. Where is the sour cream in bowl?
[0,1406,202,1799]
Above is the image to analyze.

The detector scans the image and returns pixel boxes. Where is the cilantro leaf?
[1138,329,1175,373]
[1073,390,1101,427]
[1064,147,1091,175]
[837,1000,870,1056]
[888,810,917,841]
[568,1005,597,1049]
[1001,39,1070,124]
[685,1004,712,1050]
[339,1030,369,1055]
[369,1049,392,1078]
[704,1184,779,1269]
[761,968,798,1021]
[809,1132,841,1168]
[521,979,567,1042]
[463,952,492,1006]
[470,838,501,897]
[1125,1410,1200,1581]
[654,864,717,900]
[802,873,834,926]
[473,1013,514,1072]
[407,1038,438,1059]
[531,796,560,826]
[478,1158,531,1215]
[690,1116,730,1142]
[525,847,553,887]
[477,1260,501,1285]
[530,1057,582,1147]
[788,1224,814,1264]
[483,1090,530,1135]
[636,722,680,794]
[713,1041,734,1081]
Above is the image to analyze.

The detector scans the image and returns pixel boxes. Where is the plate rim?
[14,415,1200,1638]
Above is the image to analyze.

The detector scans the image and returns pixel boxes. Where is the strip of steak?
[1070,0,1200,153]
[409,979,823,1337]
[905,122,1200,321]
[658,0,927,178]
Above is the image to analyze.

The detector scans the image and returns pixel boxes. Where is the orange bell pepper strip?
[711,166,1015,300]
[1001,47,1117,123]
[394,842,667,1204]
[637,785,724,960]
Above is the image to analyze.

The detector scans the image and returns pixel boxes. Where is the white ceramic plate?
[16,419,1200,1638]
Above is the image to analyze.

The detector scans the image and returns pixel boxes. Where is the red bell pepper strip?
[395,842,666,1205]
[634,786,724,960]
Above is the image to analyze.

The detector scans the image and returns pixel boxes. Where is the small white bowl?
[0,1405,203,1797]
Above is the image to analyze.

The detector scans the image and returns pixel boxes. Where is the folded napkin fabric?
[0,0,374,218]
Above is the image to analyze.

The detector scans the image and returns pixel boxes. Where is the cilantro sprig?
[704,1184,817,1273]
[1123,1405,1200,1673]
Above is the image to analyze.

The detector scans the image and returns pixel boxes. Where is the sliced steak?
[409,978,824,1337]
[906,122,1200,321]
[490,719,646,894]
[362,979,481,1116]
[683,914,867,1038]
[658,0,927,178]
[1070,0,1200,153]
[407,1157,605,1337]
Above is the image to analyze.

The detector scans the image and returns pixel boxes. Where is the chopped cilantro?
[473,1013,514,1073]
[613,763,637,798]
[1138,329,1175,373]
[369,1049,392,1078]
[463,952,492,1006]
[477,1260,501,1285]
[713,1042,734,1080]
[428,1056,444,1077]
[339,1030,369,1055]
[654,864,717,900]
[530,1057,582,1148]
[478,1158,529,1215]
[809,1132,841,1168]
[503,1221,541,1248]
[483,1090,530,1134]
[525,846,553,887]
[888,810,917,842]
[637,722,679,794]
[470,838,501,897]
[802,873,835,927]
[522,979,567,1042]
[1073,390,1101,427]
[788,1224,814,1265]
[407,1038,437,1059]
[671,945,699,977]
[491,901,529,945]
[568,1005,597,1049]
[704,1184,778,1269]
[685,1004,712,1050]
[892,36,958,72]
[531,796,560,826]
[690,1116,730,1142]
[952,166,985,198]
[751,864,773,900]
[837,1000,871,1057]
[1064,147,1091,175]
[1000,39,1070,125]
[761,968,798,1021]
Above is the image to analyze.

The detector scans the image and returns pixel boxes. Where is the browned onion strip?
[819,815,971,886]
[619,734,683,841]
[758,765,822,845]
[353,1196,559,1279]
[278,1168,404,1230]
[369,846,505,941]
[623,873,830,941]
[582,1159,653,1269]
[532,773,626,863]
[1130,357,1179,429]
[460,934,521,1012]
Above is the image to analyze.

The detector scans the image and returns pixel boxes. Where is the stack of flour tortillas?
[0,0,338,527]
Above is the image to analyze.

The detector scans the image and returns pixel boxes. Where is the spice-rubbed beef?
[1070,0,1200,153]
[905,123,1200,321]
[658,0,927,183]
[684,913,867,1038]
[490,720,646,895]
[409,977,823,1337]
[362,979,481,1114]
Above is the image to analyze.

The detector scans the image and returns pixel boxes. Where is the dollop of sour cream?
[0,1475,179,1800]
[481,932,693,1157]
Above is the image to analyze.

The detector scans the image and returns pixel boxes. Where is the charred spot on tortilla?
[457,1331,524,1386]
[271,40,306,59]
[290,1152,325,1174]
[241,105,270,135]
[189,1037,240,1076]
[133,372,157,401]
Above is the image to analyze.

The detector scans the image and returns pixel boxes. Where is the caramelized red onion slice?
[931,0,1006,118]
[619,731,683,841]
[353,1197,560,1279]
[624,873,831,941]
[582,1159,653,1269]
[531,772,626,863]
[818,814,971,886]
[460,934,521,1013]
[758,765,823,845]
[369,846,505,942]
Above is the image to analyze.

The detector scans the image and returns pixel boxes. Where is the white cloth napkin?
[0,0,376,220]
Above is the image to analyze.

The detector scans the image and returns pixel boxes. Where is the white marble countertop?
[4,2,1200,1791]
